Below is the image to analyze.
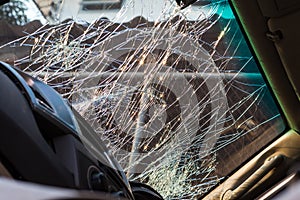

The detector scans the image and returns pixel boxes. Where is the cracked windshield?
[0,0,285,199]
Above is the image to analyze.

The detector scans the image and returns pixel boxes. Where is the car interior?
[204,0,300,199]
[0,0,300,199]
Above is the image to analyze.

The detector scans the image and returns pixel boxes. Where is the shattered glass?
[0,0,285,199]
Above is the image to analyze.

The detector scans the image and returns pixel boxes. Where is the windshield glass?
[0,0,286,199]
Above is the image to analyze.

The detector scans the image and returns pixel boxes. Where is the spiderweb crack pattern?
[0,1,284,199]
